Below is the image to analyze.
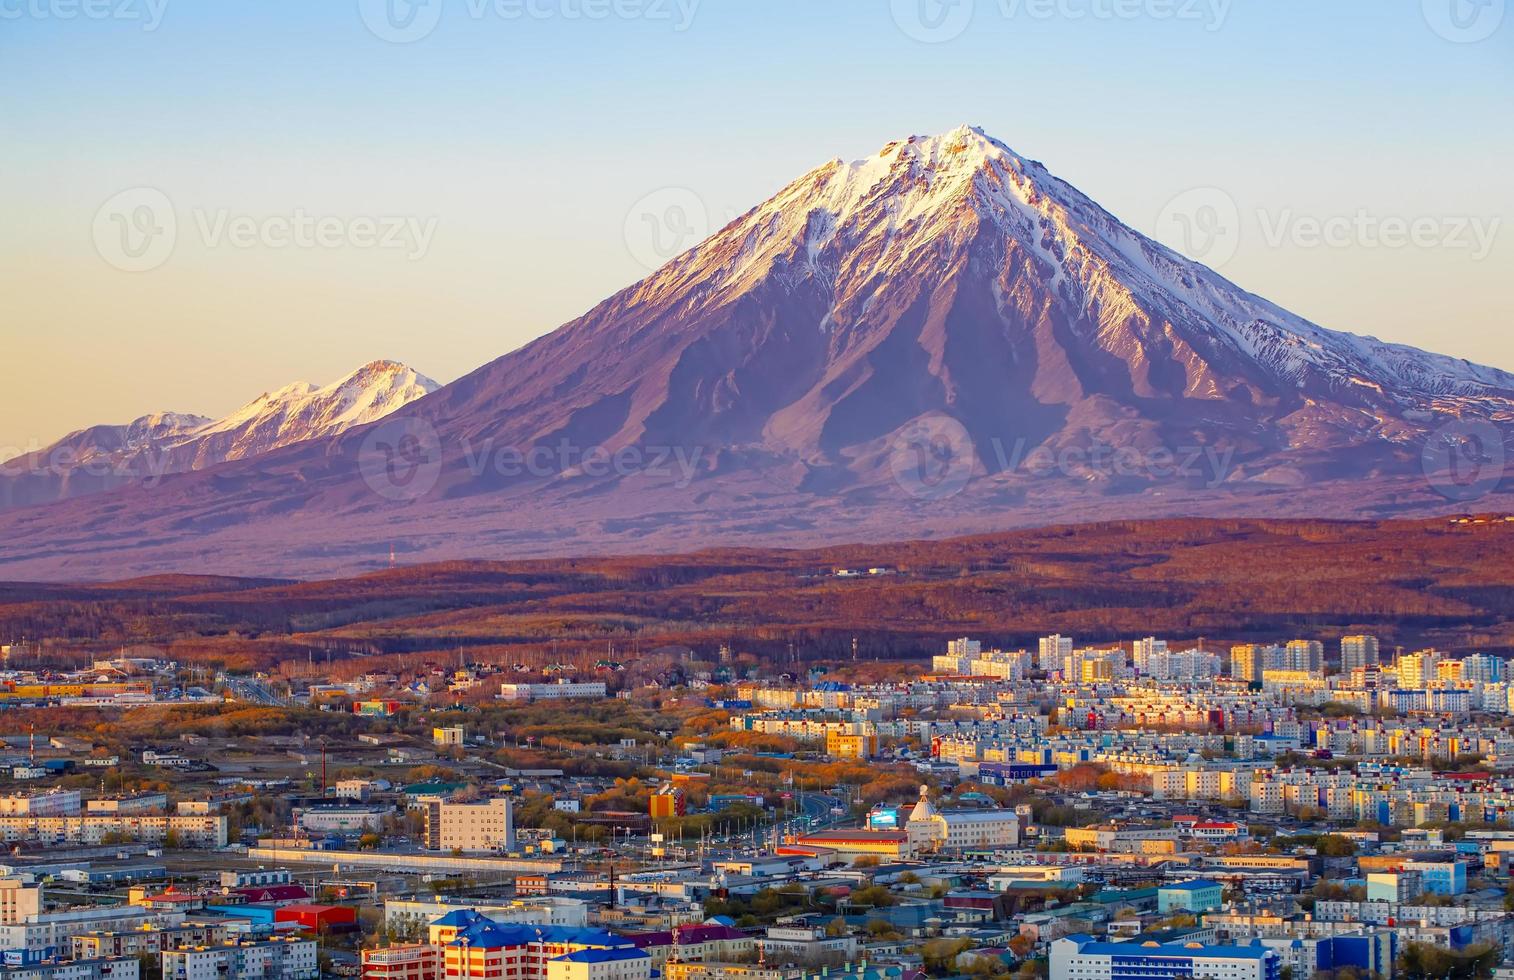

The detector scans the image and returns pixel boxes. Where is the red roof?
[673,925,747,943]
[799,830,907,843]
[232,885,311,902]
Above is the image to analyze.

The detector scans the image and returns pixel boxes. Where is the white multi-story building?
[0,957,140,980]
[1132,638,1167,674]
[498,680,607,702]
[0,791,83,817]
[903,786,1019,853]
[1460,653,1506,684]
[85,794,168,816]
[1143,648,1221,681]
[756,926,858,966]
[1284,640,1324,675]
[0,903,170,951]
[0,815,226,848]
[1039,635,1073,672]
[1050,936,1281,980]
[161,938,317,980]
[1340,635,1380,672]
[545,948,652,980]
[219,869,292,890]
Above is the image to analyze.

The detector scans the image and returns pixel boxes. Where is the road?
[225,676,288,706]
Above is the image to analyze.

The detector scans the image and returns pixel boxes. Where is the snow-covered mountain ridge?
[0,360,438,508]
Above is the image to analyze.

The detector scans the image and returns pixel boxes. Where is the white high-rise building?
[1460,653,1506,684]
[1396,650,1441,689]
[1039,635,1073,672]
[1284,640,1324,675]
[1340,635,1380,672]
[1146,647,1222,681]
[947,637,982,658]
[1133,637,1167,674]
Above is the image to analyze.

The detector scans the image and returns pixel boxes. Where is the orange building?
[649,786,686,819]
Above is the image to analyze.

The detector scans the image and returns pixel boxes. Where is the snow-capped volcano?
[0,360,438,509]
[414,125,1513,484]
[0,127,1508,578]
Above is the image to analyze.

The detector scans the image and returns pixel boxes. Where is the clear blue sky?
[2,0,1510,452]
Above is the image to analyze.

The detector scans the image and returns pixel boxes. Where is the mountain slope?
[0,127,1509,580]
[0,360,438,510]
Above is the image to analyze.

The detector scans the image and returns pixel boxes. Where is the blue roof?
[447,918,635,950]
[1162,879,1223,891]
[554,949,651,964]
[434,910,488,928]
[1062,935,1271,960]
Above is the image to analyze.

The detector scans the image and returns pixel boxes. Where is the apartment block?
[425,797,514,853]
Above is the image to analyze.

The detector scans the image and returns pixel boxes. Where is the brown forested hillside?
[3,516,1513,670]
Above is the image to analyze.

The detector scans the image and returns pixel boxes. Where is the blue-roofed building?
[435,914,644,980]
[548,946,651,980]
[1050,935,1281,980]
[1157,879,1225,914]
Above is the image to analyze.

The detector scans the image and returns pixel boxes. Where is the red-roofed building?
[277,903,359,934]
[231,884,313,905]
[623,926,753,966]
[792,830,910,860]
[1189,822,1248,842]
[132,886,206,912]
